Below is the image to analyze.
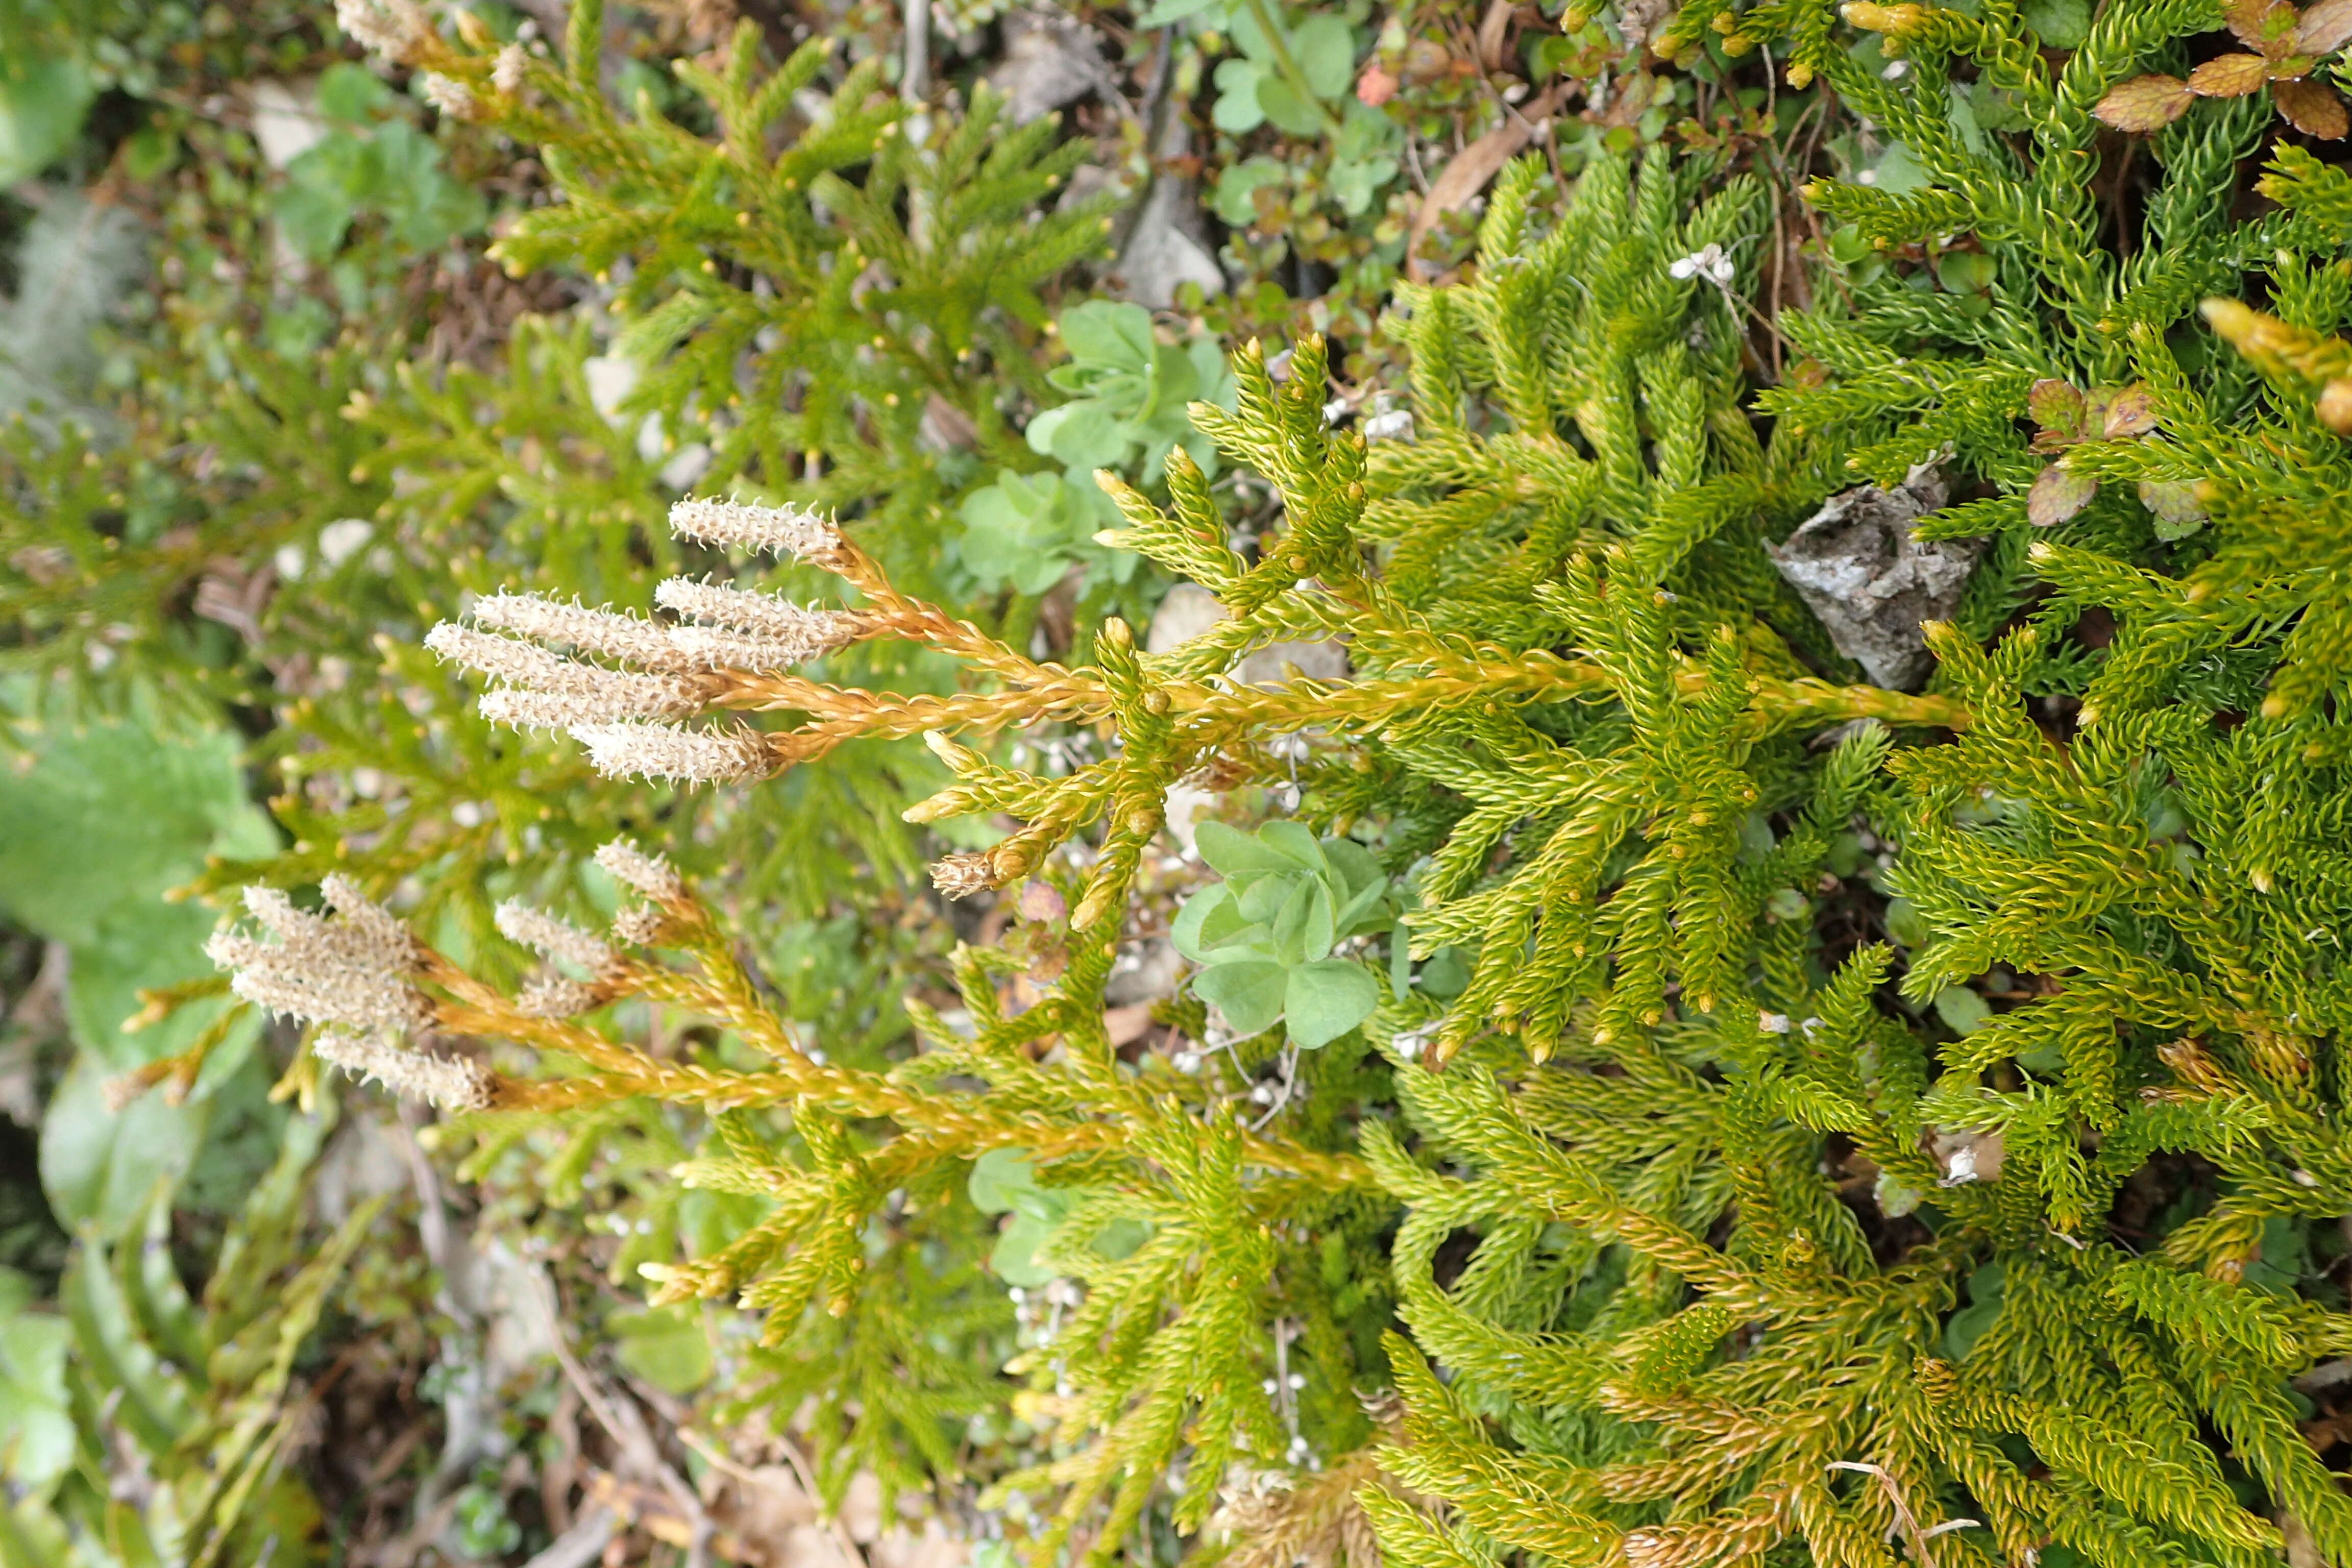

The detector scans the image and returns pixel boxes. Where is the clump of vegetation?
[17,0,2352,1563]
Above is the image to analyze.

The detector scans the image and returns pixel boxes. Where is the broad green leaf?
[1055,301,1156,376]
[1193,959,1288,1036]
[0,53,93,187]
[1867,140,1930,194]
[275,135,371,261]
[1932,985,1991,1036]
[2020,0,2090,46]
[1416,946,1471,999]
[1255,820,1328,873]
[0,1490,75,1568]
[959,471,1082,593]
[1195,820,1308,880]
[1292,13,1357,98]
[1333,873,1390,937]
[1284,960,1377,1048]
[990,1210,1062,1287]
[1229,5,1280,62]
[66,904,259,1079]
[1097,1217,1150,1260]
[969,1147,1037,1214]
[1332,155,1393,217]
[0,717,272,949]
[1212,59,1269,133]
[610,1305,715,1396]
[370,120,486,253]
[1942,1264,2005,1359]
[1883,897,1930,947]
[1236,873,1293,926]
[39,1050,209,1236]
[315,61,395,125]
[1028,399,1129,471]
[0,1276,73,1497]
[1299,879,1337,964]
[1256,74,1329,137]
[1214,156,1286,228]
[1171,884,1233,961]
[1269,877,1317,965]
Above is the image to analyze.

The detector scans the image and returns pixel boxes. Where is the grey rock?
[1113,175,1226,309]
[988,8,1115,125]
[1239,638,1349,688]
[1767,462,1979,691]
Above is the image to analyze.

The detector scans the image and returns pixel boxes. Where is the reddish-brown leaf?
[2275,76,2352,135]
[2188,52,2274,96]
[2028,377,2087,440]
[2028,464,2099,527]
[2226,0,2298,52]
[2299,0,2352,54]
[2094,74,2197,130]
[2104,384,2158,438]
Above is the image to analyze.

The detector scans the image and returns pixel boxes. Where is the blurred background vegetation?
[0,0,1864,1560]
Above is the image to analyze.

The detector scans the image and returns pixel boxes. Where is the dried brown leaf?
[2275,76,2351,135]
[2188,52,2273,96]
[2299,0,2352,54]
[2093,74,2196,130]
[2027,377,2087,440]
[2103,383,2158,438]
[2226,0,2298,52]
[2028,464,2098,527]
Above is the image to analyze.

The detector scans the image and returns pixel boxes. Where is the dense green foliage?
[17,0,2352,1565]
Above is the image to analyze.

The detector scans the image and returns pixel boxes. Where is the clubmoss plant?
[189,0,2352,1564]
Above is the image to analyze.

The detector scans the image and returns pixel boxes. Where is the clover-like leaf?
[1172,882,1236,961]
[1284,960,1379,1048]
[1193,957,1290,1037]
[1212,58,1270,133]
[1213,157,1284,230]
[1292,13,1358,99]
[2094,74,2196,130]
[1258,819,1333,873]
[2028,464,2098,526]
[1197,819,1313,880]
[1056,300,1158,377]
